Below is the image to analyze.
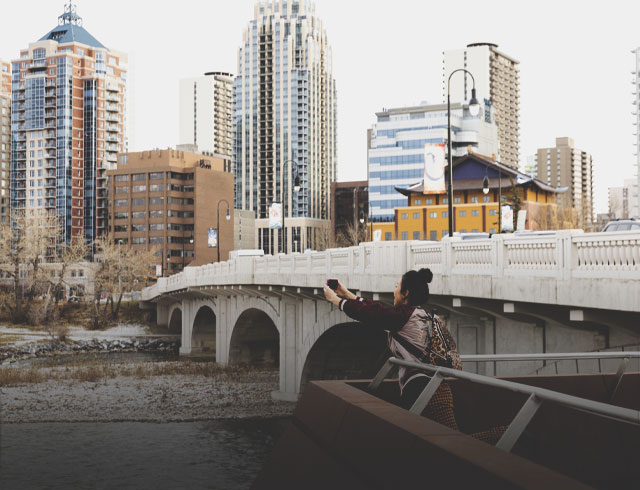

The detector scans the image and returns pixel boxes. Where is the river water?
[0,418,288,490]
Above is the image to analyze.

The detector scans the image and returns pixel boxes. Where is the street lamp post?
[447,69,480,237]
[217,199,230,263]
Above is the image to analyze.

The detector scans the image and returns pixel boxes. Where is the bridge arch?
[229,307,280,367]
[168,305,182,336]
[191,304,217,357]
[299,317,389,392]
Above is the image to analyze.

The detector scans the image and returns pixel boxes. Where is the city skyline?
[1,0,639,214]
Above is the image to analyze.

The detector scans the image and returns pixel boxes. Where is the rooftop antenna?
[58,2,83,26]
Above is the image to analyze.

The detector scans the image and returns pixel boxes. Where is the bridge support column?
[179,300,194,356]
[272,301,300,402]
[157,303,170,328]
[216,297,229,366]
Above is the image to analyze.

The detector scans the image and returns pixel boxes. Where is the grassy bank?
[0,359,270,387]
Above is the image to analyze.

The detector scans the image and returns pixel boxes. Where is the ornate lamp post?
[447,69,480,237]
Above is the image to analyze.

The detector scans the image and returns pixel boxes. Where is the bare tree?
[0,211,60,323]
[335,221,367,248]
[90,235,157,329]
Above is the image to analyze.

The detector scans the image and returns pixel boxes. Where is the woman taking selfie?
[323,268,460,428]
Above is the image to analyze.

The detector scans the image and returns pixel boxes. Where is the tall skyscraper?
[367,101,499,222]
[632,48,640,217]
[178,72,234,157]
[0,59,11,223]
[234,0,337,254]
[11,3,127,245]
[608,178,636,220]
[444,43,520,168]
[535,137,594,229]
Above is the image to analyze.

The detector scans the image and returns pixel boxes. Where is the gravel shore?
[0,361,296,423]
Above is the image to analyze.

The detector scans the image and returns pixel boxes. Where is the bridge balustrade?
[143,229,640,313]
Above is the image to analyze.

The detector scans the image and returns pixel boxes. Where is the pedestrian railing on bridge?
[143,230,640,313]
[368,352,640,452]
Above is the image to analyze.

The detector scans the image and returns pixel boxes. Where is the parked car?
[601,219,640,232]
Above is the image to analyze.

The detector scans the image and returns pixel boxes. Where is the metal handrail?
[460,352,640,362]
[368,356,640,452]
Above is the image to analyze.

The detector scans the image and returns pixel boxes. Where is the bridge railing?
[143,230,640,310]
[369,354,640,453]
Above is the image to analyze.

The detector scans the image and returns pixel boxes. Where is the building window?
[114,225,128,232]
[471,196,478,203]
[401,231,408,240]
[412,212,420,219]
[132,185,146,193]
[442,198,448,204]
[459,211,467,217]
[115,186,128,194]
[425,198,433,205]
[150,172,163,180]
[471,210,479,217]
[132,237,146,245]
[442,211,448,218]
[489,209,497,216]
[413,231,420,240]
[489,228,496,233]
[149,210,163,218]
[401,213,408,220]
[460,229,467,233]
[149,197,163,206]
[414,199,421,205]
[132,211,145,219]
[149,236,163,244]
[385,232,392,241]
[149,223,164,231]
[131,198,145,207]
[150,184,163,192]
[429,212,437,218]
[471,229,479,233]
[442,230,449,238]
[114,212,128,220]
[131,223,145,232]
[114,199,128,207]
[132,173,145,181]
[483,196,491,202]
[454,197,461,204]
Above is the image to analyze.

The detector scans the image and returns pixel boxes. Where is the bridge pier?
[157,303,170,328]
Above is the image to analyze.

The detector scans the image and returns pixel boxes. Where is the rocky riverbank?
[0,338,179,365]
[0,360,294,423]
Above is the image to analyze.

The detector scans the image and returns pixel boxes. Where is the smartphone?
[326,279,338,290]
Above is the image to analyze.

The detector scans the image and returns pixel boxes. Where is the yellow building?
[372,153,564,241]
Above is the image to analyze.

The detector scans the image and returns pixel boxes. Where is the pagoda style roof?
[395,153,567,196]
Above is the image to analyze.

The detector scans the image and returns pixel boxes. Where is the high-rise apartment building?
[633,48,640,217]
[608,178,638,220]
[535,137,594,229]
[11,4,127,245]
[234,0,337,254]
[0,59,11,223]
[444,43,520,168]
[367,102,499,222]
[179,72,234,156]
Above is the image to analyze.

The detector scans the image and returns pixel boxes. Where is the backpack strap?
[390,330,429,363]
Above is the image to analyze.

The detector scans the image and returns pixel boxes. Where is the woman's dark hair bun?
[418,268,433,284]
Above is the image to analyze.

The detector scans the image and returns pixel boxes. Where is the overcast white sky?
[1,0,639,213]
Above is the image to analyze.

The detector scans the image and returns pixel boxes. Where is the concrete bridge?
[141,230,640,400]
